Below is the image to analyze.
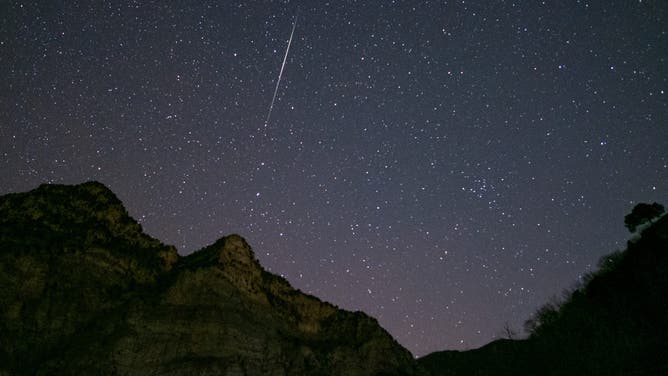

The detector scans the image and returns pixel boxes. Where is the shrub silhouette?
[624,202,664,233]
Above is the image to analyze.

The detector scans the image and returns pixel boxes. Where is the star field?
[1,1,666,356]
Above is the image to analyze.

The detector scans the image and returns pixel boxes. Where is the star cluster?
[1,1,666,356]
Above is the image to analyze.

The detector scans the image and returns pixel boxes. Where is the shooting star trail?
[265,16,297,126]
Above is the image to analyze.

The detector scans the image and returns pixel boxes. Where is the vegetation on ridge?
[420,203,668,375]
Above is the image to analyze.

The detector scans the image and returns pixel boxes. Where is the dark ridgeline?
[0,182,421,375]
[1,182,666,375]
[419,204,668,375]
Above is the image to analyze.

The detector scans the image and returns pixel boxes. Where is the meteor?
[265,15,297,126]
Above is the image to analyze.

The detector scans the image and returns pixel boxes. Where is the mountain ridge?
[418,212,668,375]
[0,181,421,375]
[3,181,665,375]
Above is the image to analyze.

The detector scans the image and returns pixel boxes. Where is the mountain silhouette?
[2,182,665,375]
[419,210,668,375]
[0,182,421,375]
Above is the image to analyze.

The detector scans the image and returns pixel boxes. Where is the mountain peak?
[1,182,421,375]
[218,233,258,268]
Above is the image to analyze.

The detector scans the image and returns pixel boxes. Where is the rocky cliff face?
[0,182,421,375]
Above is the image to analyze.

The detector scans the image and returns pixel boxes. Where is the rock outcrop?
[0,182,421,375]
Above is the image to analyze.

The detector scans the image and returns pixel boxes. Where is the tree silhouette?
[624,202,664,233]
[501,321,518,340]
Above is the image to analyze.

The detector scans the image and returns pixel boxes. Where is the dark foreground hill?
[419,211,668,375]
[0,182,421,375]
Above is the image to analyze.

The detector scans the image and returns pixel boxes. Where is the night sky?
[1,1,666,357]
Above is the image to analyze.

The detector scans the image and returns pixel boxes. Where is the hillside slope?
[0,182,421,375]
[419,213,668,375]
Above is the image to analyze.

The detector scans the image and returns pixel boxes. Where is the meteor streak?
[265,16,297,126]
